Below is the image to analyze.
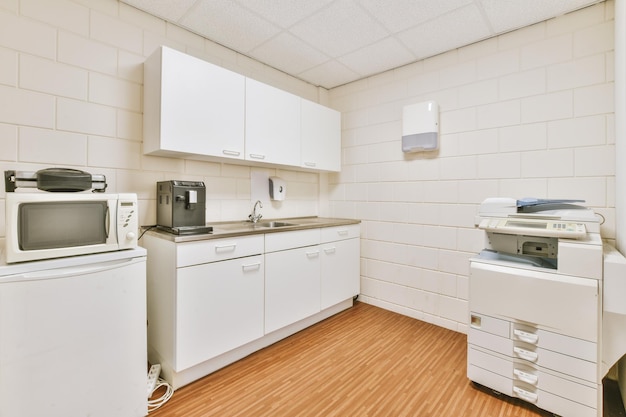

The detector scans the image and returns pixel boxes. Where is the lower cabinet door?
[321,237,360,310]
[265,246,321,333]
[175,255,264,371]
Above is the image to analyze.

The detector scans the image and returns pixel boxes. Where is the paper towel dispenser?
[269,176,286,201]
[402,100,439,152]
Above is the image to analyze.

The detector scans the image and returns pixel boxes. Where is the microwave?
[4,192,138,263]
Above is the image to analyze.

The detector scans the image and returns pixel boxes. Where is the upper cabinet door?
[144,47,245,160]
[301,99,341,172]
[245,78,301,166]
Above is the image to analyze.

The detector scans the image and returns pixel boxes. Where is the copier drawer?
[470,261,599,342]
[469,322,597,382]
[468,358,597,417]
[469,345,598,409]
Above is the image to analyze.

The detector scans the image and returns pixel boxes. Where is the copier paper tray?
[476,249,557,270]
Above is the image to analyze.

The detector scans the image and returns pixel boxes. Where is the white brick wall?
[0,0,617,335]
[330,1,616,333]
[0,0,322,232]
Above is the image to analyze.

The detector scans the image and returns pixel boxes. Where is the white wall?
[616,0,626,252]
[0,0,325,240]
[328,1,616,333]
[0,0,617,335]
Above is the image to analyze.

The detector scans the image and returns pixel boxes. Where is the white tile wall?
[330,1,616,333]
[0,0,617,336]
[0,0,323,237]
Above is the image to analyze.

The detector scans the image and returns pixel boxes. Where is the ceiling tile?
[249,32,330,75]
[298,60,361,88]
[121,0,603,89]
[180,0,281,53]
[479,0,601,33]
[234,0,334,28]
[398,4,493,59]
[338,37,416,77]
[359,0,474,33]
[289,0,389,58]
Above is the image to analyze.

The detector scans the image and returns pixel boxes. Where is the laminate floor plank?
[150,302,619,417]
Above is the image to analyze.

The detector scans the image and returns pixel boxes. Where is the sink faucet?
[249,200,263,223]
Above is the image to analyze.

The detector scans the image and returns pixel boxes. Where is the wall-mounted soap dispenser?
[269,176,286,201]
[402,100,439,152]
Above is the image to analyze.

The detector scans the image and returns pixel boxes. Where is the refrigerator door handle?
[9,257,143,282]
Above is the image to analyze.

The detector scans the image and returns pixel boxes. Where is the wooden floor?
[150,302,623,417]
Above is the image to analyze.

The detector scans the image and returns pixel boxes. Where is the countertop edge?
[140,217,361,243]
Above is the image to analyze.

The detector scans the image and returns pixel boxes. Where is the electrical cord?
[148,378,174,413]
[139,225,157,241]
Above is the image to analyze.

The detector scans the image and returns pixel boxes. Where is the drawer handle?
[337,229,349,235]
[304,161,316,167]
[242,262,261,271]
[513,386,538,404]
[306,251,320,258]
[323,247,336,254]
[222,149,241,156]
[513,329,538,345]
[513,346,538,362]
[249,153,266,160]
[215,244,237,252]
[513,368,538,385]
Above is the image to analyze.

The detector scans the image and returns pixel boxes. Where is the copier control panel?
[478,217,586,239]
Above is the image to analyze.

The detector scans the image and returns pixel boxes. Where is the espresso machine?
[156,180,212,235]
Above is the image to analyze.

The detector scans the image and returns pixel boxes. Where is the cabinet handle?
[215,243,237,252]
[513,329,538,345]
[249,153,266,160]
[337,229,349,235]
[323,247,336,254]
[222,149,241,156]
[242,262,261,271]
[306,250,320,258]
[303,161,316,167]
[513,386,538,404]
[513,346,538,362]
[513,368,538,385]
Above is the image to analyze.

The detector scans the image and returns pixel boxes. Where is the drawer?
[469,326,596,382]
[512,322,597,363]
[176,235,264,267]
[320,224,360,243]
[468,359,597,417]
[468,327,511,357]
[469,345,598,409]
[265,228,320,253]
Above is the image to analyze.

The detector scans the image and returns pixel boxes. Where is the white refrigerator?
[0,247,148,417]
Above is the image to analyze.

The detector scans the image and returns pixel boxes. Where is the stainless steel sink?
[255,221,296,228]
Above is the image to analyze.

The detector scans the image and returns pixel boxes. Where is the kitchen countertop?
[142,216,361,243]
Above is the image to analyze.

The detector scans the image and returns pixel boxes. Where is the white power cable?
[148,378,174,413]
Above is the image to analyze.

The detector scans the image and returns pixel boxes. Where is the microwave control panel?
[117,195,138,248]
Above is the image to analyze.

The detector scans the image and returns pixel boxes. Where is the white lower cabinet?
[264,225,361,333]
[265,246,321,333]
[143,222,360,389]
[321,225,360,310]
[176,254,264,371]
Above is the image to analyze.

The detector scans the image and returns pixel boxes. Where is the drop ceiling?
[122,0,603,89]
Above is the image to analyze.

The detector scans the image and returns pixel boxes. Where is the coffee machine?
[156,180,212,235]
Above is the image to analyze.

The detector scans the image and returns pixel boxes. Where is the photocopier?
[467,197,626,417]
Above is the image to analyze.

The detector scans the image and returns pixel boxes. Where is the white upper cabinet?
[143,47,341,171]
[144,46,245,160]
[301,99,341,172]
[245,78,301,166]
